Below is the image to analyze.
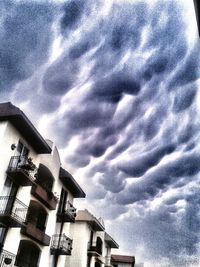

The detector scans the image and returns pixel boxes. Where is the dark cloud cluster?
[43,55,78,96]
[1,0,200,265]
[117,152,200,205]
[118,144,176,178]
[168,42,200,89]
[61,0,85,31]
[91,74,141,103]
[0,0,58,94]
[173,86,197,113]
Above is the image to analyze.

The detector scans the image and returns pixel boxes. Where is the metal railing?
[51,234,72,254]
[7,156,37,181]
[65,201,76,217]
[0,196,28,224]
[0,250,16,267]
[57,201,76,222]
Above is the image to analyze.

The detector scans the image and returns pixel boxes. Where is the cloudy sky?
[1,0,200,266]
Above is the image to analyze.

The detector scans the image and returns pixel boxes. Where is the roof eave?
[111,255,135,264]
[194,0,200,36]
[0,102,51,154]
[105,233,119,248]
[90,220,105,231]
[59,167,86,198]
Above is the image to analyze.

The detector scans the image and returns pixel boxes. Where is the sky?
[0,0,200,266]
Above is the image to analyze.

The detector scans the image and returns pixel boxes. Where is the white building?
[0,102,85,267]
[70,209,119,267]
[0,102,134,267]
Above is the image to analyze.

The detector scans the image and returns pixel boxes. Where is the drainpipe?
[53,220,64,267]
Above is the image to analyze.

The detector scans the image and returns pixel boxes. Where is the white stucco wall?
[0,121,37,194]
[69,218,116,267]
[69,222,91,267]
[0,122,45,260]
[0,121,77,267]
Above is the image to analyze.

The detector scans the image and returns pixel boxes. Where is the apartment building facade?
[0,102,133,267]
[0,102,85,267]
[70,209,119,267]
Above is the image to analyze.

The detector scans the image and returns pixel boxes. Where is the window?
[0,228,7,249]
[0,177,19,248]
[16,141,29,157]
[96,237,103,255]
[26,200,48,232]
[15,141,30,167]
[1,177,18,197]
[90,231,93,245]
[58,188,68,214]
[36,164,54,193]
[15,240,41,267]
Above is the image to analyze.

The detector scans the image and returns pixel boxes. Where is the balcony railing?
[31,183,58,210]
[21,222,50,246]
[87,241,102,256]
[7,156,37,186]
[50,234,73,255]
[0,196,27,227]
[57,201,76,223]
[0,250,16,267]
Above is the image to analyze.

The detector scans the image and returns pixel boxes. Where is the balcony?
[0,196,27,227]
[0,250,16,267]
[57,201,76,223]
[50,234,72,255]
[88,241,102,256]
[7,156,37,186]
[31,183,58,210]
[21,222,50,246]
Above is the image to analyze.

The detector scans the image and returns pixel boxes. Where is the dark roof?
[105,233,119,248]
[59,167,86,198]
[194,0,200,35]
[0,102,51,154]
[89,220,104,231]
[111,255,135,264]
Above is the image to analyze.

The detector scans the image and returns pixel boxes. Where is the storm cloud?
[0,0,58,94]
[1,0,200,266]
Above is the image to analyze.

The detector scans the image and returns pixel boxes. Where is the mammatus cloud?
[1,0,200,266]
[0,1,57,93]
